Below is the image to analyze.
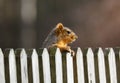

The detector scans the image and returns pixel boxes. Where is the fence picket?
[108,48,117,83]
[20,49,28,83]
[55,48,63,83]
[9,49,17,83]
[76,48,84,83]
[86,48,96,83]
[31,49,40,83]
[66,53,74,83]
[0,49,5,83]
[98,48,106,83]
[42,48,51,83]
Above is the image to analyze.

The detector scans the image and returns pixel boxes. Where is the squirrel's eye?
[67,31,71,34]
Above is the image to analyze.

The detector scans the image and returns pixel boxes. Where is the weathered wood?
[31,49,40,83]
[4,49,10,83]
[27,49,33,83]
[0,49,5,83]
[37,49,44,83]
[98,48,106,83]
[86,48,96,83]
[108,48,117,83]
[76,48,84,83]
[62,52,67,83]
[9,49,17,83]
[0,48,120,83]
[42,48,51,83]
[49,48,56,83]
[55,48,63,83]
[15,49,21,83]
[20,49,28,83]
[66,53,74,83]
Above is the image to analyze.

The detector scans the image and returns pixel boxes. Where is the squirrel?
[42,23,78,56]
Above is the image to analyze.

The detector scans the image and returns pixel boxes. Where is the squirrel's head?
[55,23,78,44]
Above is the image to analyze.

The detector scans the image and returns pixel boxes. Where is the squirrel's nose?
[75,35,78,39]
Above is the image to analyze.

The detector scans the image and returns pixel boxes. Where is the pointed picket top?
[108,48,117,83]
[20,49,28,83]
[55,48,62,56]
[42,48,51,83]
[0,49,5,83]
[31,49,40,83]
[98,48,104,55]
[108,48,115,57]
[9,49,15,56]
[20,49,27,58]
[76,48,84,83]
[98,48,106,83]
[66,52,74,83]
[55,48,63,83]
[76,48,83,55]
[86,48,96,83]
[9,49,17,83]
[42,48,49,56]
[0,49,3,57]
[87,48,94,57]
[32,49,39,59]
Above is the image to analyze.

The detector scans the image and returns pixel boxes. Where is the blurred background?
[0,0,120,49]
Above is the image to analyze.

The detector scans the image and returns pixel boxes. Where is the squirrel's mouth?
[75,35,78,39]
[70,38,78,44]
[71,39,76,43]
[71,35,78,42]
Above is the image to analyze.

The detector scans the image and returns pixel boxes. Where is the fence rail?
[0,48,120,83]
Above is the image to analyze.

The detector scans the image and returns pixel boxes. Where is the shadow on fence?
[0,47,120,83]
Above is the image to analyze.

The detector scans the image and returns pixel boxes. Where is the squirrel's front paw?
[69,49,75,56]
[65,46,75,56]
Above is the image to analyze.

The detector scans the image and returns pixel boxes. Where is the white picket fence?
[0,48,120,83]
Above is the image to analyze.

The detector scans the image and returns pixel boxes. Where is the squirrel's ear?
[55,23,64,36]
[56,23,64,30]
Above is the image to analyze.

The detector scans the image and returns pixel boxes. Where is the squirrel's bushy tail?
[42,28,57,48]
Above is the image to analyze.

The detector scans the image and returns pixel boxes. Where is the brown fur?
[42,23,78,56]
